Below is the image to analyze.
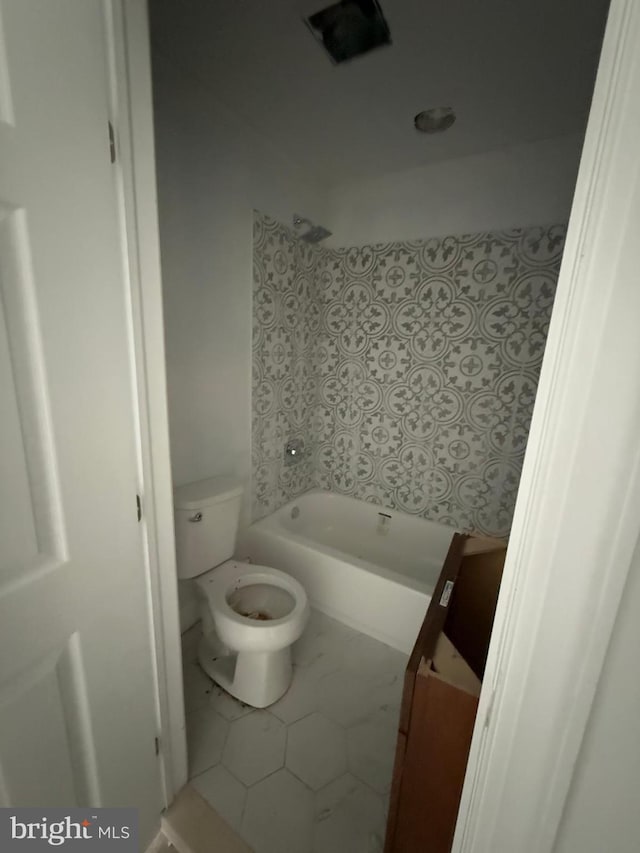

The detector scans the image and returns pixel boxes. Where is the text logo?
[0,809,137,851]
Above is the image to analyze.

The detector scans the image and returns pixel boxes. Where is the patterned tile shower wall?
[252,211,565,536]
[252,213,323,517]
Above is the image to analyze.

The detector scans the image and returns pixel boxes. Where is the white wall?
[553,534,640,853]
[325,134,583,247]
[151,51,326,506]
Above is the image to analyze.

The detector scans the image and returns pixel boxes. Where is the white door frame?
[453,0,640,849]
[113,0,640,836]
[108,0,187,804]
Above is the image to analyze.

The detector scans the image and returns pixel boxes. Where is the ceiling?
[150,0,610,186]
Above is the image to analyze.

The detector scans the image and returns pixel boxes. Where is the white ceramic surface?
[174,477,244,579]
[195,560,310,707]
[239,490,455,652]
[175,472,310,708]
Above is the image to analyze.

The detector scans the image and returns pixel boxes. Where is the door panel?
[0,635,98,807]
[0,206,67,586]
[0,0,162,840]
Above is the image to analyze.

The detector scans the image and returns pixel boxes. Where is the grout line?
[282,708,318,728]
[219,759,250,790]
[243,763,285,790]
[285,763,317,795]
[237,780,248,834]
[186,617,398,846]
[188,761,220,783]
[357,772,390,805]
[283,718,290,766]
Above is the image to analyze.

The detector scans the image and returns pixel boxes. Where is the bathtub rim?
[245,489,458,598]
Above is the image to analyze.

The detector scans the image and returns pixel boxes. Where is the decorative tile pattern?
[253,212,565,535]
[252,214,323,520]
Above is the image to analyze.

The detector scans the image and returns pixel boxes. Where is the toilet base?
[197,631,293,708]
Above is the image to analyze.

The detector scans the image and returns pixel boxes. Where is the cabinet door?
[385,533,467,852]
[393,666,478,853]
[397,533,468,734]
[385,534,506,852]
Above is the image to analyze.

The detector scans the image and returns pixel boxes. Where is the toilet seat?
[197,559,309,652]
[197,559,308,629]
[195,559,310,706]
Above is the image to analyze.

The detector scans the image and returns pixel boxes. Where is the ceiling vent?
[304,0,391,65]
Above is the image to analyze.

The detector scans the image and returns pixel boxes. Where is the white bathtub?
[237,490,455,653]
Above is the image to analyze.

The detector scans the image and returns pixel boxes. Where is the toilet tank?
[174,476,244,579]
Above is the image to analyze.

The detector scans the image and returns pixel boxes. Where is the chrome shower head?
[293,214,332,244]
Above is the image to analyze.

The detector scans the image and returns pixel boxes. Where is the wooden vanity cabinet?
[384,533,507,853]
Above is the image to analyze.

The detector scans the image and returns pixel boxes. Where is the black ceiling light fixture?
[304,0,391,65]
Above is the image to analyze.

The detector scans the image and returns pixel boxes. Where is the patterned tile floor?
[182,610,408,853]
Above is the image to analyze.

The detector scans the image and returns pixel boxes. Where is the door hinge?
[154,736,161,756]
[136,494,142,522]
[108,121,116,163]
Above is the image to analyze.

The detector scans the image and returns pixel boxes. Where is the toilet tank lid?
[174,476,244,510]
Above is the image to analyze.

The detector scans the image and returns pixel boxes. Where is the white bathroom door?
[0,0,163,839]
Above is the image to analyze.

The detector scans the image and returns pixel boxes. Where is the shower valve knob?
[285,438,305,464]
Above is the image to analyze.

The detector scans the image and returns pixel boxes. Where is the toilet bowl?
[195,560,309,707]
[174,476,310,708]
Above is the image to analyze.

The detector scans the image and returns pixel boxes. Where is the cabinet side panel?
[384,730,408,853]
[394,672,478,853]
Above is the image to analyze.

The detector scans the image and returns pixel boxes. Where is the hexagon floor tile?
[293,610,359,675]
[222,710,286,786]
[314,773,385,853]
[182,610,408,853]
[269,663,322,724]
[186,706,229,777]
[242,769,314,853]
[209,683,255,722]
[181,621,203,666]
[190,763,247,831]
[183,662,213,714]
[341,631,408,682]
[347,707,400,796]
[316,668,382,728]
[287,712,347,790]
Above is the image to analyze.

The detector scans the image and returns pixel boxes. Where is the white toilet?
[174,476,309,708]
